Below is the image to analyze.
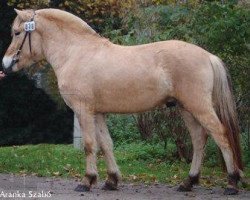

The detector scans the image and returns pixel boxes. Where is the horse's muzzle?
[2,57,19,75]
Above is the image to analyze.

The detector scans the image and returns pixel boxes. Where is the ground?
[0,174,250,200]
[0,145,250,199]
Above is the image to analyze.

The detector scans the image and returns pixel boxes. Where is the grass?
[0,143,249,190]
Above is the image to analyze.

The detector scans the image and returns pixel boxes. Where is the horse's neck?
[41,25,101,76]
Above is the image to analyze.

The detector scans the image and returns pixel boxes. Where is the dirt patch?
[0,174,249,200]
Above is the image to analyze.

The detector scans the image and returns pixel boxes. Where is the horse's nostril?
[2,66,12,75]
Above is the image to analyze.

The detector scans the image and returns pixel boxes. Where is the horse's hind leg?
[74,111,98,192]
[183,98,240,195]
[95,114,121,190]
[177,110,208,192]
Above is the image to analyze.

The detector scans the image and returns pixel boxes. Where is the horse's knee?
[84,138,96,155]
[84,137,98,176]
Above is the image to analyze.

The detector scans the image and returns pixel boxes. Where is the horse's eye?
[15,32,21,36]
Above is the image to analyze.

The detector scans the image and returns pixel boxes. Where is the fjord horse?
[2,9,243,195]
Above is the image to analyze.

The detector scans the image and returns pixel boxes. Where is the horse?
[2,8,243,195]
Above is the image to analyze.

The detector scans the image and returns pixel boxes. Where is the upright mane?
[37,9,99,36]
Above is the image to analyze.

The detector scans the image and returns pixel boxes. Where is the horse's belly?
[93,65,173,113]
[95,80,171,113]
[97,94,166,113]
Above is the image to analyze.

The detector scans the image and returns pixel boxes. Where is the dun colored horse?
[2,9,243,195]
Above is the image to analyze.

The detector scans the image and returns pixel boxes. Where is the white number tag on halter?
[24,21,36,32]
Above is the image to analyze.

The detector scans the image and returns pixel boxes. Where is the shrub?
[107,114,140,145]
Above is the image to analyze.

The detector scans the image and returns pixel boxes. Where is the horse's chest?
[58,80,94,110]
[58,82,78,107]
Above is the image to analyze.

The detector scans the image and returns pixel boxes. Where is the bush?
[107,114,140,145]
[115,142,176,163]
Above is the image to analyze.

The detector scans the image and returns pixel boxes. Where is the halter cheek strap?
[10,12,36,68]
[24,20,35,53]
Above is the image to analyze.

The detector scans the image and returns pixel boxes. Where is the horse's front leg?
[95,114,121,190]
[74,111,98,192]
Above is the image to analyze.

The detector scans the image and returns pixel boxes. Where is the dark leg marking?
[74,174,97,192]
[224,172,240,195]
[74,184,90,192]
[87,174,98,185]
[102,172,119,191]
[177,174,199,192]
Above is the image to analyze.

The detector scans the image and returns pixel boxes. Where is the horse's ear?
[14,9,31,21]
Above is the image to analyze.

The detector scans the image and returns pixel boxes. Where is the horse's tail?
[209,55,243,171]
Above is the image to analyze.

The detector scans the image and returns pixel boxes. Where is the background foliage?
[0,0,249,168]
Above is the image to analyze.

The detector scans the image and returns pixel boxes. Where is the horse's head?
[2,9,44,74]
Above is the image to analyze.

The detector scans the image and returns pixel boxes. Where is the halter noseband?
[9,12,36,70]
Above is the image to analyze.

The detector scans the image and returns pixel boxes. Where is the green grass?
[0,143,249,189]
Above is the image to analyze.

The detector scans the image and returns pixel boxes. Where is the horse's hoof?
[102,182,118,191]
[223,187,239,195]
[74,184,90,192]
[177,184,192,192]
